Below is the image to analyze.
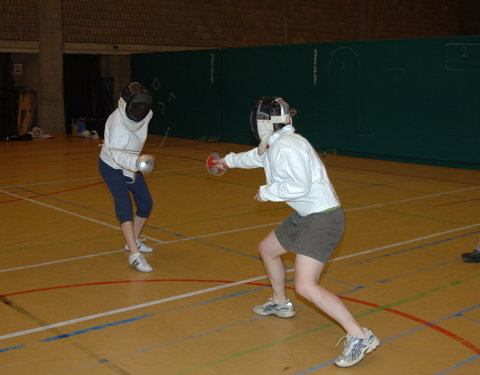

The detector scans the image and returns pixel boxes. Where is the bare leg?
[121,221,138,255]
[122,219,153,272]
[123,215,148,253]
[258,230,289,303]
[133,215,147,239]
[294,254,364,338]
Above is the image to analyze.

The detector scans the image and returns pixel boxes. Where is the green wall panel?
[131,50,221,140]
[131,36,480,169]
[219,44,318,146]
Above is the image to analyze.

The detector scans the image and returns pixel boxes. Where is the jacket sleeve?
[110,150,138,173]
[104,114,140,172]
[224,148,263,169]
[259,142,311,202]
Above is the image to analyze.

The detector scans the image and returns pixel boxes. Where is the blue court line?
[18,186,263,261]
[336,258,460,296]
[329,229,480,272]
[143,226,264,260]
[0,344,24,353]
[40,315,152,342]
[0,284,272,354]
[189,236,261,260]
[18,187,112,218]
[32,302,480,375]
[435,355,480,375]
[56,305,299,374]
[8,186,262,261]
[1,231,478,370]
[292,304,480,375]
[2,230,478,354]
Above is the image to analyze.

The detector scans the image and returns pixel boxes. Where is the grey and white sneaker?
[253,297,295,318]
[334,327,379,367]
[129,252,153,272]
[125,238,153,253]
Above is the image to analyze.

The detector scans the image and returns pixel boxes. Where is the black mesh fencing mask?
[122,82,152,122]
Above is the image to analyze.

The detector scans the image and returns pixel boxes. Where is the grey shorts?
[274,207,345,264]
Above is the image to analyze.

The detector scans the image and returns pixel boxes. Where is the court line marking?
[1,233,480,343]
[0,274,269,341]
[0,166,205,190]
[0,181,478,340]
[2,245,479,375]
[1,222,478,274]
[0,177,101,189]
[435,355,480,375]
[38,306,480,375]
[0,189,165,244]
[2,277,479,354]
[294,304,480,374]
[0,182,479,272]
[346,186,479,211]
[330,223,480,262]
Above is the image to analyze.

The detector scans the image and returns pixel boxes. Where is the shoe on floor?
[129,252,153,272]
[462,249,480,263]
[334,327,379,368]
[253,297,295,318]
[125,238,153,253]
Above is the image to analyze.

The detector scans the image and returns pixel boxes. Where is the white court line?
[0,249,125,273]
[0,274,269,341]
[0,189,165,245]
[1,221,479,342]
[0,186,479,274]
[0,191,479,341]
[0,177,101,189]
[347,186,479,211]
[0,166,204,189]
[330,223,480,262]
[0,222,276,273]
[2,220,479,274]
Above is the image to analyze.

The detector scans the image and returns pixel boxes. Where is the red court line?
[0,181,104,204]
[1,280,251,297]
[341,295,480,355]
[2,279,479,354]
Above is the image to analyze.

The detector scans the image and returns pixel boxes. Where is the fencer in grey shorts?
[274,207,345,264]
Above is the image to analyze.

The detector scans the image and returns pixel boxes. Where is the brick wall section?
[0,0,38,41]
[0,0,477,47]
[460,0,480,35]
[58,0,466,47]
[61,0,361,47]
[373,0,462,40]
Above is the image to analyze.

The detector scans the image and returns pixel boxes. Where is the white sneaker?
[128,252,153,272]
[334,327,379,367]
[125,238,153,253]
[253,297,296,318]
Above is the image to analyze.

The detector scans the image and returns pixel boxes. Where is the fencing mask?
[121,82,152,122]
[250,96,291,155]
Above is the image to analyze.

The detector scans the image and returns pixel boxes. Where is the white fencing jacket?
[100,98,153,181]
[224,125,340,216]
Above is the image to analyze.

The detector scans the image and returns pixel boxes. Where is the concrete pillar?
[360,0,379,40]
[37,0,65,134]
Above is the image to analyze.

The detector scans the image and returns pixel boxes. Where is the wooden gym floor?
[0,134,479,375]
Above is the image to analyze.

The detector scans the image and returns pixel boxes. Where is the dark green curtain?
[0,53,17,140]
[63,54,113,136]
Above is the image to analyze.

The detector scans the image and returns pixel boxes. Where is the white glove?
[136,154,155,175]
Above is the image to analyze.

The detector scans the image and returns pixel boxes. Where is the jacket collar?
[268,124,295,146]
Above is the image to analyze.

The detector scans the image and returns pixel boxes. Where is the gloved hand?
[136,154,155,175]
